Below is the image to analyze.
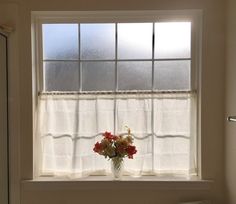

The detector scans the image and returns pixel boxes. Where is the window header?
[32,10,202,23]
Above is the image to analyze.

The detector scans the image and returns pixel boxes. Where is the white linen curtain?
[35,93,196,178]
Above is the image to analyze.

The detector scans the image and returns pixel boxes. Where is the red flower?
[113,135,118,140]
[126,145,137,159]
[103,131,118,141]
[93,130,137,160]
[103,131,113,141]
[93,142,103,153]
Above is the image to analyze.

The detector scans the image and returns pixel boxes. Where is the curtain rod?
[39,90,195,96]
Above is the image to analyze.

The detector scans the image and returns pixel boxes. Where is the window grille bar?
[151,22,155,172]
[78,24,82,92]
[154,58,191,61]
[39,90,195,96]
[42,58,191,62]
[115,23,118,92]
[114,23,118,134]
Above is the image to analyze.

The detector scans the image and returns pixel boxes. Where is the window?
[33,11,201,178]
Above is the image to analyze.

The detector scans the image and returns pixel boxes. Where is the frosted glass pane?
[154,60,190,90]
[81,24,115,60]
[43,24,78,60]
[118,61,152,90]
[82,62,115,91]
[155,22,191,59]
[118,23,152,59]
[44,62,79,91]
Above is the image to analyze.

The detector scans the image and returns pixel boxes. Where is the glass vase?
[111,157,124,180]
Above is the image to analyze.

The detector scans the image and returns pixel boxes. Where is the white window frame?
[31,10,202,179]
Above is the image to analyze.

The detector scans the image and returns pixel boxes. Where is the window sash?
[32,10,201,93]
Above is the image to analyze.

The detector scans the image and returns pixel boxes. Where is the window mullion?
[78,23,82,92]
[151,22,155,173]
[115,23,118,92]
[114,23,118,135]
[191,20,195,91]
[39,23,44,92]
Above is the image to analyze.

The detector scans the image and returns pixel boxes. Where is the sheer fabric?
[35,93,196,178]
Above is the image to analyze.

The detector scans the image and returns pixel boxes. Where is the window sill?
[21,176,212,191]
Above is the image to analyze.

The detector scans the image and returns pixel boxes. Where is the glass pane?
[43,24,78,60]
[155,22,191,59]
[118,23,152,59]
[154,60,190,90]
[82,62,115,91]
[118,61,152,90]
[44,62,79,91]
[81,24,115,60]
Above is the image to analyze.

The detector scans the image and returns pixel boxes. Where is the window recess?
[33,11,201,178]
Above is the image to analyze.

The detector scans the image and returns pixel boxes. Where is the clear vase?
[111,157,124,180]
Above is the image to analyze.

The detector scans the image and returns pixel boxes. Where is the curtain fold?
[35,93,196,178]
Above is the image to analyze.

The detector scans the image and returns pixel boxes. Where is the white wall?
[0,28,8,204]
[0,3,20,204]
[225,0,236,203]
[0,0,226,203]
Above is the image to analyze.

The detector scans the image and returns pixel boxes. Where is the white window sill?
[21,176,212,191]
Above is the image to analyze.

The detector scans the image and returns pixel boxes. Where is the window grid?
[42,22,192,93]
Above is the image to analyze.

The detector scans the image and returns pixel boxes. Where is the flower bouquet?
[93,128,137,179]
